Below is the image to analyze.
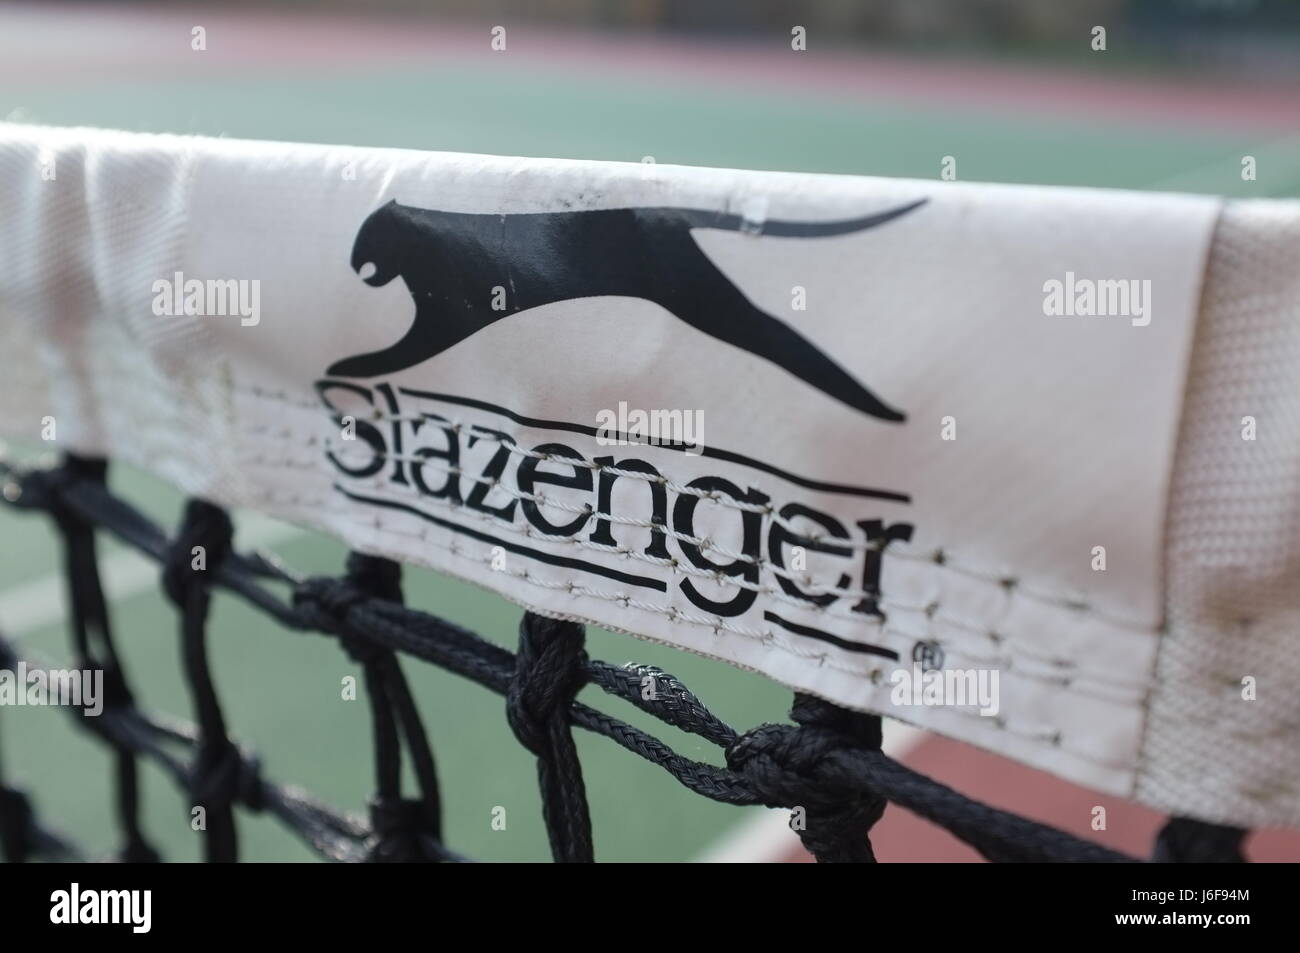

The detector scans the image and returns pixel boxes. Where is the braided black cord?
[0,784,82,862]
[735,695,889,862]
[507,614,594,862]
[1152,818,1247,862]
[46,456,160,863]
[162,499,243,862]
[0,648,27,862]
[0,724,28,863]
[0,634,376,863]
[0,453,1225,863]
[314,553,446,862]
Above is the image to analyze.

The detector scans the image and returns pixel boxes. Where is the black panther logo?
[330,197,926,421]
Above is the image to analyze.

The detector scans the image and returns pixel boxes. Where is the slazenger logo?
[314,199,923,661]
[329,198,925,420]
[312,382,915,658]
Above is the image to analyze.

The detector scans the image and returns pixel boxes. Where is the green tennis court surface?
[1,4,1297,862]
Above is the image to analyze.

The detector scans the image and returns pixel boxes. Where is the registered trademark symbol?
[912,640,945,671]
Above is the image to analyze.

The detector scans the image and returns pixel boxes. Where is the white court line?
[692,719,928,863]
[0,513,305,639]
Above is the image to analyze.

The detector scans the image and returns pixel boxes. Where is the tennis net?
[0,451,1246,863]
[0,123,1297,862]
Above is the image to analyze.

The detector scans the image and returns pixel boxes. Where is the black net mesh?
[0,454,1247,863]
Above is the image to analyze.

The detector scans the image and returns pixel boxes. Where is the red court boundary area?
[4,2,1298,134]
[778,735,1300,862]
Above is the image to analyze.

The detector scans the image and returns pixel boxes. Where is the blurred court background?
[1,0,1299,862]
